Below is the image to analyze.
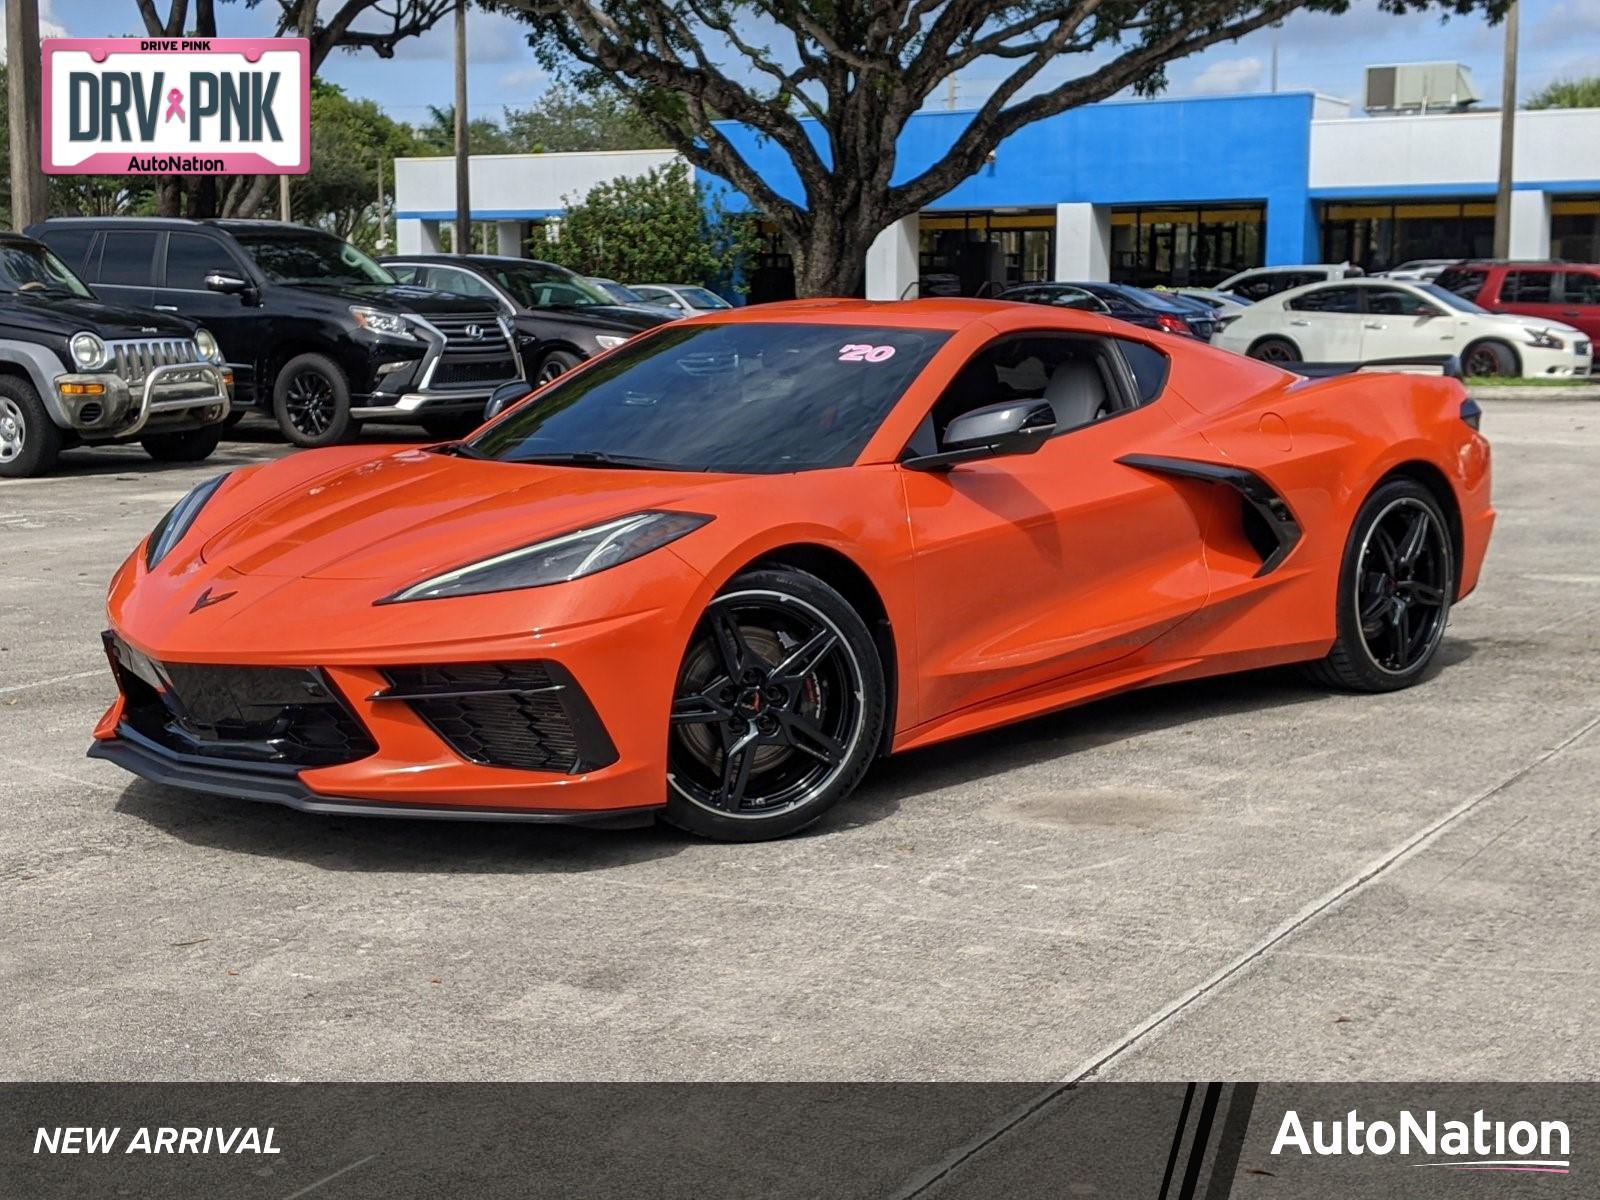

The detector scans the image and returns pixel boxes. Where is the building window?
[917,210,1056,296]
[1552,198,1600,264]
[1320,200,1494,272]
[1107,205,1264,288]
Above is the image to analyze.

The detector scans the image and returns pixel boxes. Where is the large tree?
[1526,77,1600,110]
[132,0,458,217]
[507,0,1506,295]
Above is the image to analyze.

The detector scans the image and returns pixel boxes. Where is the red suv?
[1434,261,1600,346]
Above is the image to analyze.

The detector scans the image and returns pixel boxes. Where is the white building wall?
[865,216,919,300]
[394,149,684,220]
[1508,190,1552,259]
[1055,203,1111,281]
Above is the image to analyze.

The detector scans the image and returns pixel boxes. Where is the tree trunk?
[788,213,873,298]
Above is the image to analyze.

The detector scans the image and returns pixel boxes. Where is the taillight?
[1155,314,1191,336]
[1460,397,1482,430]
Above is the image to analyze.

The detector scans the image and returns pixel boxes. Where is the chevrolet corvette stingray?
[92,298,1494,841]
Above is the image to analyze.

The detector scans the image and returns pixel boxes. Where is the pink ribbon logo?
[164,88,185,123]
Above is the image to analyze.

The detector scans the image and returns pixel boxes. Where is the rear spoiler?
[1288,355,1463,380]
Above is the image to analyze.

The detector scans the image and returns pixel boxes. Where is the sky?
[21,0,1600,126]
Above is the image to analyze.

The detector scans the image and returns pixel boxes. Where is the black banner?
[2,1083,1589,1197]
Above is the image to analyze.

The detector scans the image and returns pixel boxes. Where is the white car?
[1215,262,1362,302]
[1375,259,1458,283]
[1212,278,1594,378]
[629,284,734,317]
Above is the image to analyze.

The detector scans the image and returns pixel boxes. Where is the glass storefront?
[1552,198,1600,263]
[917,210,1055,296]
[1108,205,1265,288]
[1320,200,1495,272]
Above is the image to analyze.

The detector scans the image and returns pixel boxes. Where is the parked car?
[1216,263,1363,302]
[629,284,734,316]
[1375,259,1458,283]
[1163,287,1252,320]
[585,277,684,320]
[91,297,1493,840]
[1433,260,1600,347]
[1213,278,1592,377]
[0,231,231,478]
[997,282,1219,340]
[30,218,523,446]
[381,256,672,385]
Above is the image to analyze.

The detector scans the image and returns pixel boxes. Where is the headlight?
[70,332,109,370]
[349,306,415,340]
[1524,329,1564,350]
[594,334,629,350]
[380,510,712,603]
[146,473,230,569]
[194,328,224,364]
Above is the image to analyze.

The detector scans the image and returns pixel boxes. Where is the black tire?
[1248,336,1301,364]
[272,353,353,447]
[222,410,247,429]
[1306,478,1454,692]
[1462,338,1518,378]
[141,423,224,463]
[664,567,885,841]
[420,414,482,440]
[534,349,582,385]
[0,374,64,479]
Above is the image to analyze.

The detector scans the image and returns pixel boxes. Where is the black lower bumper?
[88,726,660,829]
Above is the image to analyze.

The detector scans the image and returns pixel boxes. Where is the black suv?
[380,255,669,384]
[30,219,524,446]
[0,232,231,478]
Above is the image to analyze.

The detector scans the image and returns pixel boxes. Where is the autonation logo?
[1272,1108,1571,1174]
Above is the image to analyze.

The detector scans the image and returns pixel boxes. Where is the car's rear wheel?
[0,376,63,478]
[1462,339,1518,378]
[1249,336,1301,364]
[273,353,354,447]
[142,424,224,463]
[665,568,885,841]
[1307,478,1454,692]
[535,349,582,385]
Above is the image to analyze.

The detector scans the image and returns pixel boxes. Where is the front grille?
[431,357,519,388]
[429,314,508,348]
[110,337,203,385]
[379,662,616,774]
[106,635,375,768]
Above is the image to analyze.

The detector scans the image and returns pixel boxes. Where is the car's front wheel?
[142,424,224,463]
[273,353,354,447]
[665,568,885,841]
[534,349,582,385]
[0,376,64,478]
[1462,339,1518,378]
[1307,478,1454,692]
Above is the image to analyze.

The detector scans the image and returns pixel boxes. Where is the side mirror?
[485,380,533,421]
[204,272,256,303]
[902,400,1056,472]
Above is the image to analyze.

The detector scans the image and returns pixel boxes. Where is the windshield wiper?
[507,450,682,470]
[431,441,490,459]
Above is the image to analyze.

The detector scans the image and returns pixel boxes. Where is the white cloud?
[1187,56,1264,95]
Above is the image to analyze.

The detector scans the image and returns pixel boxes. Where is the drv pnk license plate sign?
[42,38,310,175]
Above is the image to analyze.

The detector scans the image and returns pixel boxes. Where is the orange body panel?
[96,299,1494,817]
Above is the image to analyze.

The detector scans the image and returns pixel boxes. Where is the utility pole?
[453,0,471,255]
[1493,0,1519,259]
[6,0,49,229]
[1270,22,1281,93]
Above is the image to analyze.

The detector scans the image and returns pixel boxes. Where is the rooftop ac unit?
[1364,62,1480,114]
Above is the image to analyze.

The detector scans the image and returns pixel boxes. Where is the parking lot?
[2,400,1598,1083]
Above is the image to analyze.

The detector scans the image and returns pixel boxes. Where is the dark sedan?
[997,281,1218,340]
[381,255,672,384]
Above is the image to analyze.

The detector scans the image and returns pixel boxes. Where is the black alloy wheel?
[1307,478,1454,691]
[536,349,582,385]
[665,569,884,841]
[1463,340,1517,378]
[272,352,354,448]
[1250,336,1301,364]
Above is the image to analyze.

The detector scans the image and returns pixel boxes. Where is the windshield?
[469,322,949,473]
[672,286,731,310]
[592,279,649,305]
[483,262,611,309]
[233,232,395,287]
[0,243,93,298]
[1419,283,1488,314]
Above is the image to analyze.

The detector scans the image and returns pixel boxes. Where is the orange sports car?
[92,298,1493,841]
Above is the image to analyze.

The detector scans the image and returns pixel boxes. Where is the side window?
[386,263,421,284]
[97,231,160,287]
[1044,287,1104,311]
[1233,273,1278,301]
[1364,287,1438,317]
[636,287,683,309]
[930,336,1122,445]
[1558,270,1600,305]
[42,227,94,273]
[428,266,496,300]
[164,233,237,290]
[1288,286,1362,313]
[1434,267,1487,301]
[1505,270,1554,303]
[1116,339,1171,406]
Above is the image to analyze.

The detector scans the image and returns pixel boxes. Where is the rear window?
[1504,270,1555,303]
[1559,270,1600,306]
[1433,266,1488,301]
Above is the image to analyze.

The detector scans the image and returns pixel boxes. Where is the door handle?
[1563,310,1582,317]
[1363,321,1386,330]
[154,304,178,311]
[1289,319,1309,326]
